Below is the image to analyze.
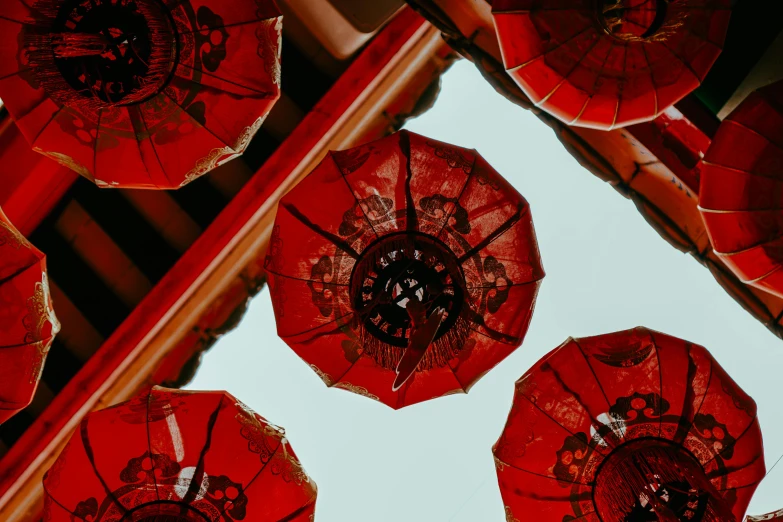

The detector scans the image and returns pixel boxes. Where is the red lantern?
[747,510,783,521]
[494,327,765,522]
[43,386,317,521]
[699,81,783,298]
[0,207,59,424]
[491,0,731,130]
[0,0,282,189]
[265,130,545,409]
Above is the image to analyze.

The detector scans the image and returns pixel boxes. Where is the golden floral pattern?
[24,273,59,383]
[256,17,282,87]
[271,440,312,486]
[24,273,60,345]
[505,506,519,522]
[309,364,335,386]
[181,114,269,186]
[33,148,91,178]
[0,218,28,250]
[333,382,380,402]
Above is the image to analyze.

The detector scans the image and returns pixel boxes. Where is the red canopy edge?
[407,0,783,338]
[0,9,449,519]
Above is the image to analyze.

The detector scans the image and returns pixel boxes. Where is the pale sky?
[186,59,783,521]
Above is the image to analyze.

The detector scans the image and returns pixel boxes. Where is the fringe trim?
[359,314,471,371]
[594,441,735,521]
[24,0,175,110]
[351,234,470,371]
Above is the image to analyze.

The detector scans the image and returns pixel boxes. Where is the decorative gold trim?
[181,115,269,187]
[309,364,335,386]
[0,219,29,250]
[25,274,59,384]
[333,382,380,402]
[33,148,90,178]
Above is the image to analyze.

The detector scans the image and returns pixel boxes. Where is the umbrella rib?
[0,335,54,352]
[700,206,783,214]
[571,38,616,126]
[177,18,276,36]
[145,388,160,502]
[742,263,783,285]
[673,342,700,445]
[215,439,285,520]
[274,495,318,522]
[280,312,355,339]
[465,275,544,290]
[399,131,419,232]
[182,394,224,505]
[647,331,665,439]
[30,106,62,149]
[0,261,38,288]
[41,483,81,518]
[700,414,759,468]
[92,108,103,180]
[506,23,596,73]
[281,202,361,260]
[642,44,659,116]
[457,202,526,264]
[573,339,612,409]
[328,153,381,240]
[700,159,783,180]
[545,350,617,449]
[655,39,703,83]
[176,60,275,97]
[161,88,236,150]
[79,418,130,517]
[0,69,24,80]
[535,31,604,109]
[437,154,476,239]
[718,120,783,155]
[717,481,768,493]
[518,391,596,453]
[678,355,714,447]
[493,456,589,486]
[464,311,518,344]
[329,351,367,388]
[137,105,174,187]
[0,13,29,25]
[265,267,349,286]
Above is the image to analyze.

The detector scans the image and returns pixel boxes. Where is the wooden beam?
[0,9,443,520]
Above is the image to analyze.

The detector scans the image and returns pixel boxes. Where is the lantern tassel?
[594,442,736,521]
[51,33,109,58]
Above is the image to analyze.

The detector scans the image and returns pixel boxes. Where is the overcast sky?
[186,59,783,521]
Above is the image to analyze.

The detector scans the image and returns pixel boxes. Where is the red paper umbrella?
[0,0,282,189]
[0,207,59,424]
[491,0,731,130]
[699,82,783,298]
[43,386,317,521]
[747,510,783,522]
[265,130,545,409]
[494,327,765,522]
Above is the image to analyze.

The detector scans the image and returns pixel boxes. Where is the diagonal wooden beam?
[0,8,445,520]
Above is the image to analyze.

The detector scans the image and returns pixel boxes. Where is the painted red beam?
[0,120,78,236]
[628,104,713,195]
[0,7,430,509]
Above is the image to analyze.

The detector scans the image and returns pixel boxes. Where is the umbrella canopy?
[0,207,58,424]
[699,81,783,299]
[494,327,765,522]
[0,0,282,189]
[43,386,317,521]
[265,130,545,409]
[491,0,731,130]
[747,509,783,521]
